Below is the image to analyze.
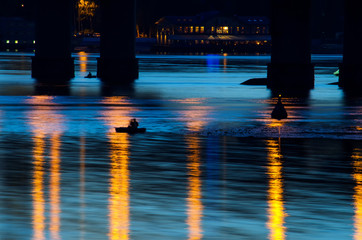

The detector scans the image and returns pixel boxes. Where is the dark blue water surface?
[0,52,361,240]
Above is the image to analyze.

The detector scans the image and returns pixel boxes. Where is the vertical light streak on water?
[182,100,208,240]
[78,51,88,73]
[101,97,134,240]
[223,55,227,72]
[27,96,64,240]
[108,132,130,240]
[186,136,203,240]
[266,138,286,240]
[80,135,86,240]
[352,148,362,240]
[50,133,61,240]
[31,131,46,240]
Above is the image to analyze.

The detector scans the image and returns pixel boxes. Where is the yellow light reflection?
[50,133,61,240]
[352,148,362,240]
[182,99,206,240]
[223,57,227,71]
[109,132,130,240]
[266,139,286,240]
[186,136,203,240]
[176,98,211,132]
[78,51,88,73]
[28,96,63,240]
[32,132,46,240]
[101,96,133,240]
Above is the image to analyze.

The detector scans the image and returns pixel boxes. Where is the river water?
[0,52,361,239]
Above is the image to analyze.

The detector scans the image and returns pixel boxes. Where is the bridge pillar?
[267,0,314,90]
[32,0,74,81]
[339,0,362,89]
[97,0,138,83]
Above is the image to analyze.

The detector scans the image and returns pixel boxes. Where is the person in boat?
[86,72,93,78]
[128,118,139,129]
[271,95,288,120]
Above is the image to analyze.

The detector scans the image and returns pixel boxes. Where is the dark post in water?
[339,0,362,89]
[267,0,314,90]
[97,0,138,83]
[32,0,74,81]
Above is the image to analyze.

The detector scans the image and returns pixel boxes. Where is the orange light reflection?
[50,133,61,240]
[182,100,206,240]
[78,51,88,73]
[186,136,203,240]
[177,98,211,132]
[101,97,133,240]
[28,96,63,240]
[109,132,130,240]
[32,132,46,240]
[266,139,286,240]
[352,148,362,240]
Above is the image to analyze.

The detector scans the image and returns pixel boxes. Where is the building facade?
[155,11,270,53]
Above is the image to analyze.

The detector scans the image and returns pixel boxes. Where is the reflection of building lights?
[186,136,203,240]
[78,51,88,73]
[28,96,64,240]
[352,149,362,240]
[266,139,286,240]
[109,133,130,240]
[101,97,133,239]
[50,134,61,240]
[32,133,45,240]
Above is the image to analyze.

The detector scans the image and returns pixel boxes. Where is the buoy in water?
[271,95,288,120]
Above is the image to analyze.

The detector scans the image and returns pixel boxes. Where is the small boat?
[271,95,288,120]
[115,127,146,133]
[85,72,97,78]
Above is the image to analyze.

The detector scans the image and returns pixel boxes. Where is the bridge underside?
[31,0,361,91]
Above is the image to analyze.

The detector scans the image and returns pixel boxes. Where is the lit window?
[223,26,229,34]
[15,40,18,44]
[6,40,10,44]
[190,26,194,33]
[211,26,215,33]
[33,40,36,44]
[200,26,204,33]
[195,26,199,33]
[237,27,240,32]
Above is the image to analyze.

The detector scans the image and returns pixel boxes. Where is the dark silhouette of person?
[128,118,139,129]
[271,95,288,120]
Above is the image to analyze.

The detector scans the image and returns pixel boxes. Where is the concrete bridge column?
[267,0,314,90]
[339,0,362,89]
[97,0,138,83]
[32,0,74,81]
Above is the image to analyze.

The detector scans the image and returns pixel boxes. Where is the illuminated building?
[155,11,270,53]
